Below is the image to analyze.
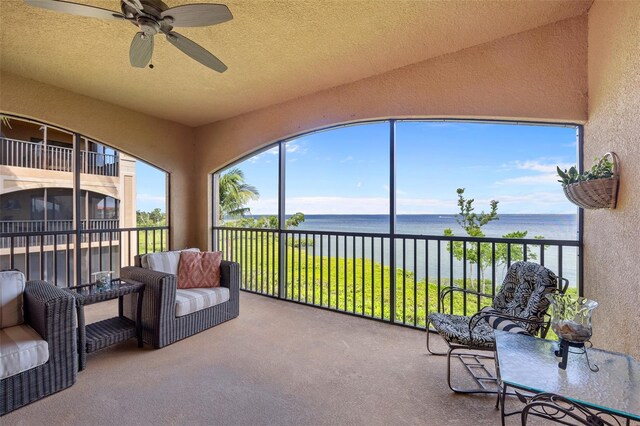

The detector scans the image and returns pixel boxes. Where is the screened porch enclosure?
[211,120,582,329]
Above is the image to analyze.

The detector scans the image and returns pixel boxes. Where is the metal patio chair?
[426,261,569,394]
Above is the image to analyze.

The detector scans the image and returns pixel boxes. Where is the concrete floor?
[4,292,520,425]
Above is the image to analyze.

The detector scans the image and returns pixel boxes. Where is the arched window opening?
[212,119,582,329]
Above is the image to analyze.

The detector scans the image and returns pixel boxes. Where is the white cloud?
[340,156,353,163]
[495,159,574,186]
[356,181,362,188]
[285,142,306,155]
[513,160,573,173]
[495,173,560,186]
[243,192,574,215]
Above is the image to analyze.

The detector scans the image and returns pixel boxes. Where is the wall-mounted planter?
[563,152,619,209]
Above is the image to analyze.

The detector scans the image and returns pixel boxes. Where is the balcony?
[1,137,119,176]
[0,219,120,248]
[1,0,639,423]
[0,219,168,285]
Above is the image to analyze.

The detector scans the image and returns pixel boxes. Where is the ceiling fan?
[24,0,232,72]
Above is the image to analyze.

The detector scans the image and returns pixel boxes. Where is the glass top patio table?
[494,330,640,421]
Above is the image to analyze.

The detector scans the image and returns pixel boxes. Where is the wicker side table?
[63,279,144,371]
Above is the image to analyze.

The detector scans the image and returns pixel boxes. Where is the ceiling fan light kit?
[24,0,232,72]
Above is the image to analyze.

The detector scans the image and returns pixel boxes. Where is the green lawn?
[220,234,577,331]
[137,229,168,254]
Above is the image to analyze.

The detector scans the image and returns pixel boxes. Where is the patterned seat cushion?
[428,312,496,349]
[175,287,230,317]
[0,324,49,379]
[1,270,26,328]
[492,262,558,335]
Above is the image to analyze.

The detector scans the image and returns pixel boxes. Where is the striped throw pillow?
[143,248,200,275]
[479,306,529,335]
[0,270,26,328]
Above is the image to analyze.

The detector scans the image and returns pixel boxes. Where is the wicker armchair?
[1,280,77,416]
[426,261,568,394]
[120,257,240,349]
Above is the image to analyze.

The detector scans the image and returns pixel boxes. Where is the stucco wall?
[584,1,640,358]
[0,72,196,248]
[193,15,588,249]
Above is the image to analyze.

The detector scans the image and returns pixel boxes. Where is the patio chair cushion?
[141,248,200,275]
[478,306,528,335]
[175,287,230,317]
[0,270,26,328]
[491,262,558,335]
[428,312,496,349]
[177,251,222,289]
[0,324,49,379]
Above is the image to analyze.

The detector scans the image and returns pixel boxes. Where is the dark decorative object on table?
[547,294,599,372]
[557,152,619,209]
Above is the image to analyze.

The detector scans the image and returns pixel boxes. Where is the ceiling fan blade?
[122,0,143,11]
[161,4,232,28]
[130,32,154,68]
[166,32,227,73]
[24,0,124,20]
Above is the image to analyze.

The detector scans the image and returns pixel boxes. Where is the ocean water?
[294,214,578,240]
[248,214,580,287]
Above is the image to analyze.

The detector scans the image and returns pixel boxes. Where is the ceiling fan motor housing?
[138,17,161,36]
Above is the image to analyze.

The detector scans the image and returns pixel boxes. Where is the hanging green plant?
[557,152,619,209]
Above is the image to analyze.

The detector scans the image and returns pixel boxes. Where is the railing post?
[212,173,220,252]
[389,120,396,323]
[42,125,47,170]
[278,142,286,299]
[577,125,584,297]
[74,133,83,286]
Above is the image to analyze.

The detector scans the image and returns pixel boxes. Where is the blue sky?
[226,121,579,215]
[135,161,167,212]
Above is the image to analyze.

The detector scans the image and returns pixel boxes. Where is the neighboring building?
[0,116,137,284]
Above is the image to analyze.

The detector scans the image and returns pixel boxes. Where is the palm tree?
[218,168,260,220]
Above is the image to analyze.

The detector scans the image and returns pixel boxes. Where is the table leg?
[500,383,507,426]
[136,289,144,348]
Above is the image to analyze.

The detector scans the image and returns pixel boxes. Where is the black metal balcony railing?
[0,220,120,248]
[213,227,580,329]
[1,138,119,176]
[0,224,169,287]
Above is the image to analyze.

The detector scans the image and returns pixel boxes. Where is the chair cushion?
[0,270,26,328]
[175,287,230,317]
[428,312,496,349]
[177,251,222,289]
[141,248,200,275]
[492,262,558,335]
[0,324,49,379]
[478,307,529,335]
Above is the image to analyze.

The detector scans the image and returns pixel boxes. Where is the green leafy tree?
[444,188,539,289]
[230,212,305,230]
[136,208,166,227]
[219,168,260,220]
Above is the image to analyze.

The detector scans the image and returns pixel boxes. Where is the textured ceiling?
[0,0,590,126]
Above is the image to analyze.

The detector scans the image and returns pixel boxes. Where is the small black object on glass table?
[63,279,144,371]
[494,330,640,425]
